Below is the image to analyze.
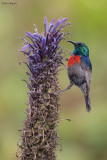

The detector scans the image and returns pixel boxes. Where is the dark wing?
[80,56,92,71]
[80,59,92,90]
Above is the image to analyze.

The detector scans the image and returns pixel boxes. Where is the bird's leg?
[60,83,73,93]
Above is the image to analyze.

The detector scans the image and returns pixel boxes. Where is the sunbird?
[62,41,92,112]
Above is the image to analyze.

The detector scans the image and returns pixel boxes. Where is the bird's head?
[68,40,89,57]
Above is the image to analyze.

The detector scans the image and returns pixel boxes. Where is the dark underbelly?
[69,75,85,86]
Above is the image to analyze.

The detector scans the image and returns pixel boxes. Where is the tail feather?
[85,95,91,112]
[80,83,91,112]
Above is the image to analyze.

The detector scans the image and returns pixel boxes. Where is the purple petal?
[51,18,55,24]
[22,44,29,52]
[34,24,38,33]
[42,37,46,46]
[44,16,48,25]
[58,22,70,31]
[54,22,70,36]
[33,33,42,41]
[26,32,34,38]
[52,21,59,32]
[28,49,33,55]
[58,18,68,26]
[52,18,68,32]
[48,23,54,33]
[44,16,48,34]
[57,17,63,22]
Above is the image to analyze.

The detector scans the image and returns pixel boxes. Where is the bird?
[62,40,92,112]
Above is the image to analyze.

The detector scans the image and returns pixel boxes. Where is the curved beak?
[67,40,77,46]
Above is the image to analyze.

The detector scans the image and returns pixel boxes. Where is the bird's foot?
[60,83,73,94]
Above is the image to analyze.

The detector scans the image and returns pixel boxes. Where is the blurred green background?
[0,0,107,160]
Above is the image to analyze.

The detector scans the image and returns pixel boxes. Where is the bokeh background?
[0,0,107,160]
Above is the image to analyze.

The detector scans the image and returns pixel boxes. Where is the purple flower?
[17,17,70,160]
[20,17,70,76]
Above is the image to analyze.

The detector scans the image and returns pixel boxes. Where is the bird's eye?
[78,43,82,47]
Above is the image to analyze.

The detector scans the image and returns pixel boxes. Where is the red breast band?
[67,55,80,68]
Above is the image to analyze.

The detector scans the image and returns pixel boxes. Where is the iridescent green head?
[68,41,89,57]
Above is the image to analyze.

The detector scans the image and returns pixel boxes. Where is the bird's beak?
[67,40,77,46]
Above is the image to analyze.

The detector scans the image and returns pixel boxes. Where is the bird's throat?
[67,55,80,68]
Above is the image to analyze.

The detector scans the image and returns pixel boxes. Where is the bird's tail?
[80,83,91,112]
[84,94,91,112]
